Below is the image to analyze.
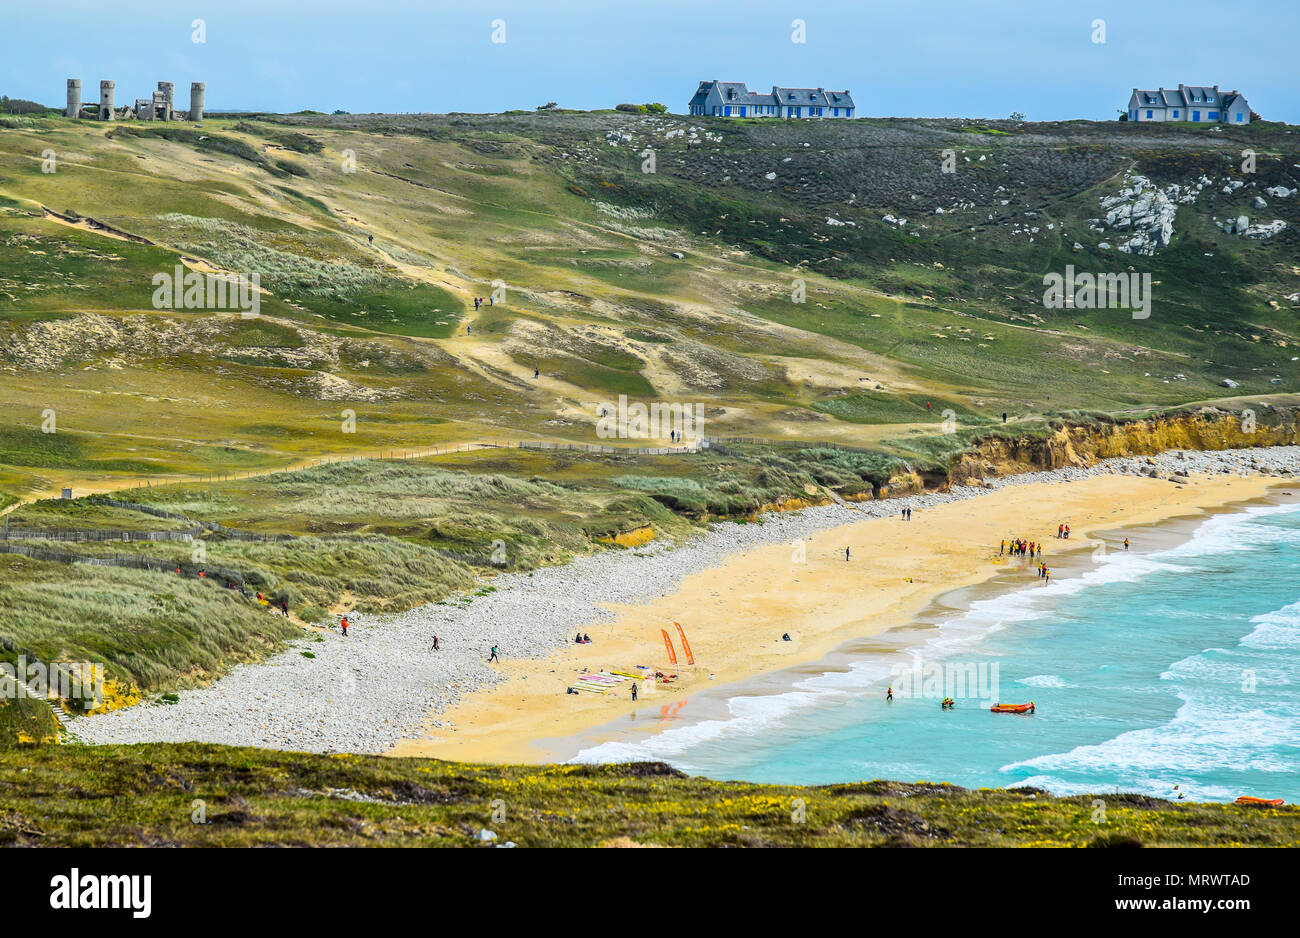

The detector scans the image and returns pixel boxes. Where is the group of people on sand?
[574,632,592,644]
[1057,523,1071,539]
[1036,562,1052,583]
[1000,538,1041,559]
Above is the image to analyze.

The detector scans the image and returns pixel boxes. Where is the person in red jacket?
[340,616,349,636]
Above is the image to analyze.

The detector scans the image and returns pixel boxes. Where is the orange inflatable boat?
[990,702,1036,714]
[1235,796,1285,806]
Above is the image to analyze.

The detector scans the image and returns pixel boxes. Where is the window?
[724,106,731,116]
[1172,109,1179,118]
[1209,111,1218,120]
[1236,112,1243,122]
[739,107,746,116]
[1146,109,1153,119]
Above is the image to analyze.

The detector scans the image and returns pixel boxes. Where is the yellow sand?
[389,472,1289,764]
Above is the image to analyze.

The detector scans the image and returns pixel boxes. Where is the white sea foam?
[1018,674,1072,688]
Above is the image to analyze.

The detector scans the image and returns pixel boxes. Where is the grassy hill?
[1,108,1298,712]
[1,111,1297,506]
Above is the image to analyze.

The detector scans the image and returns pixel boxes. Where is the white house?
[1126,85,1251,124]
[687,81,855,119]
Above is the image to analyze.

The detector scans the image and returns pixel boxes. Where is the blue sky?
[4,0,1296,121]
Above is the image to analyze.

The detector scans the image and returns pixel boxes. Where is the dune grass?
[0,554,298,693]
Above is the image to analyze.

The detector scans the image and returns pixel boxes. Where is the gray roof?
[1131,84,1245,110]
[772,86,855,108]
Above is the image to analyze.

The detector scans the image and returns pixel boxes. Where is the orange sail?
[675,622,695,665]
[661,629,677,665]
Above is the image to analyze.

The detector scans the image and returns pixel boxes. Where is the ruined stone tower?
[189,82,205,121]
[99,80,115,120]
[157,81,174,121]
[66,79,81,118]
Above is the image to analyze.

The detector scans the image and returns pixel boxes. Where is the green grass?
[0,553,298,693]
[0,742,1294,846]
[812,392,991,426]
[0,697,61,747]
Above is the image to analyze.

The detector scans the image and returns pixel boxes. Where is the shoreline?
[72,446,1300,756]
[543,486,1300,769]
[390,454,1299,765]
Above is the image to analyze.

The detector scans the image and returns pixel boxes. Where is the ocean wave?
[1004,693,1300,800]
[1018,674,1073,688]
[1242,598,1300,650]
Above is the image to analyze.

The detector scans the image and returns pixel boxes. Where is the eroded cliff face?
[893,406,1300,492]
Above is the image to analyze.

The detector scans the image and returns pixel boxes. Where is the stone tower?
[189,82,204,121]
[66,79,81,118]
[157,81,174,121]
[99,80,115,120]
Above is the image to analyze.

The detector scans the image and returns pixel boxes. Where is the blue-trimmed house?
[687,81,855,119]
[1126,85,1251,124]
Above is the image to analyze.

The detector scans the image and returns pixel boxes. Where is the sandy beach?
[391,469,1290,764]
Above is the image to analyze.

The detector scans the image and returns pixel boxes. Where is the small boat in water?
[990,702,1036,714]
[1235,796,1285,806]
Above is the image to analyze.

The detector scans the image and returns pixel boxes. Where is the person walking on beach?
[845,546,851,561]
[631,683,638,702]
[340,615,349,636]
[886,686,894,702]
[1058,523,1064,539]
[431,635,440,651]
[488,645,499,662]
[1124,538,1130,551]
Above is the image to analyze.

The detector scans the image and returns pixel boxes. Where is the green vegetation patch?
[0,744,1294,847]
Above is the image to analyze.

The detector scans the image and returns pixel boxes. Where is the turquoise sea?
[572,502,1300,803]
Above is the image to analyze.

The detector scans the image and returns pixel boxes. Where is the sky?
[3,0,1297,121]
